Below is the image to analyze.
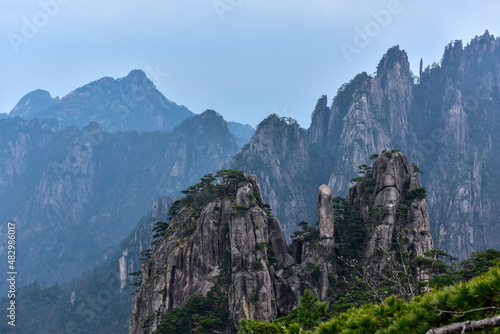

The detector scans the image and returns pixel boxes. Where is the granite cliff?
[129,171,335,333]
[348,149,433,282]
[130,150,432,333]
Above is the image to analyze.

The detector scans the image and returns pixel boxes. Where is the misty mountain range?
[0,30,500,333]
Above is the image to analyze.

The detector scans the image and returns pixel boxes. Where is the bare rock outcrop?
[130,155,433,332]
[129,174,337,333]
[129,174,291,333]
[348,149,434,276]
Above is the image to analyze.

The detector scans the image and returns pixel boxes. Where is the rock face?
[9,89,59,118]
[233,32,500,260]
[348,149,434,274]
[129,175,335,333]
[129,159,433,332]
[119,197,173,290]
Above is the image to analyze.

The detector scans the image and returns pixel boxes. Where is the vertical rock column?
[317,184,335,299]
[318,184,335,240]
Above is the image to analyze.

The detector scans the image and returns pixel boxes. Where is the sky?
[2,0,500,128]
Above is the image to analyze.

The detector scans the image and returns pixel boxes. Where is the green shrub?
[252,260,263,270]
[232,205,249,216]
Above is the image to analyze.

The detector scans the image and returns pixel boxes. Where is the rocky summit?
[130,150,432,333]
[348,149,433,279]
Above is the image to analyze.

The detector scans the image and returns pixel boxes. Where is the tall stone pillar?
[317,184,334,239]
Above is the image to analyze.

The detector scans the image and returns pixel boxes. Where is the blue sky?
[2,0,500,128]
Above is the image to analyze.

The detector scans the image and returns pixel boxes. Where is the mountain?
[0,110,238,292]
[232,114,315,239]
[129,150,432,333]
[9,89,59,118]
[9,70,194,133]
[233,31,500,260]
[8,70,256,144]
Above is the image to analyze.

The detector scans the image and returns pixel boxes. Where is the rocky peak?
[10,70,194,133]
[441,40,464,67]
[468,30,498,51]
[10,89,59,118]
[198,109,224,122]
[348,149,433,274]
[308,95,330,145]
[129,171,279,333]
[129,173,336,333]
[122,69,150,83]
[115,69,158,98]
[376,45,412,86]
[232,114,311,232]
[171,109,238,161]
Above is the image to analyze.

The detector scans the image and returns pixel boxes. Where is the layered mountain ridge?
[1,30,499,333]
[0,68,257,292]
[8,69,255,144]
[10,70,193,133]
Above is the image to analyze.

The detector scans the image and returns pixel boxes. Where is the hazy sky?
[2,0,500,128]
